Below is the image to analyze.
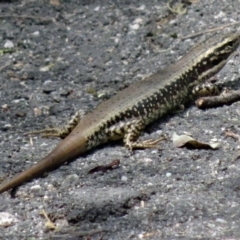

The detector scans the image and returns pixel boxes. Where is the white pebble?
[0,212,18,227]
[121,176,128,181]
[32,31,40,36]
[166,172,172,177]
[129,23,140,30]
[4,40,14,48]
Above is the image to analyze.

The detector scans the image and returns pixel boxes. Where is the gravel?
[0,0,240,239]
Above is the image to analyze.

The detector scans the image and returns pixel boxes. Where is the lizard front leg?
[192,82,221,98]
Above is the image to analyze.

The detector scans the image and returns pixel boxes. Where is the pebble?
[32,31,40,36]
[4,40,14,48]
[121,176,128,181]
[0,212,18,227]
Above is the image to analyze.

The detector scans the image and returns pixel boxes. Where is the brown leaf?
[88,159,120,174]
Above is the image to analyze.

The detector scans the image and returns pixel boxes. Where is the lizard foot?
[24,110,84,139]
[125,136,166,151]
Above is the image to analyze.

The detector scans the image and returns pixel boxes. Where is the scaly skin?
[0,32,239,194]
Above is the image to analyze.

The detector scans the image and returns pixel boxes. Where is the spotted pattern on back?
[70,33,240,150]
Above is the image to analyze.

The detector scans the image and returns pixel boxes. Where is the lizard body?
[0,32,239,194]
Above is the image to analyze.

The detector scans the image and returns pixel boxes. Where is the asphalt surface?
[0,0,240,239]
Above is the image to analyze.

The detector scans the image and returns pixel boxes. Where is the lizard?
[0,32,239,194]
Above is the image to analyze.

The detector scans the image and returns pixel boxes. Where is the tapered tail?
[0,135,87,194]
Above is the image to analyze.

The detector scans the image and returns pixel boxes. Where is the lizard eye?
[227,39,236,48]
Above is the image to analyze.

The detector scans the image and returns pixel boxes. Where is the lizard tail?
[0,135,87,194]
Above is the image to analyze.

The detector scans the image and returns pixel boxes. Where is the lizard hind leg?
[122,119,165,151]
[24,110,84,139]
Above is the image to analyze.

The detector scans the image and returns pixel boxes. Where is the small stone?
[166,172,172,177]
[215,218,227,224]
[1,104,8,110]
[134,18,143,24]
[30,184,41,190]
[2,124,12,131]
[94,6,100,11]
[4,40,14,48]
[138,5,145,10]
[40,65,51,72]
[121,176,128,181]
[0,212,18,227]
[42,80,56,94]
[129,23,140,30]
[32,31,40,36]
[142,158,153,163]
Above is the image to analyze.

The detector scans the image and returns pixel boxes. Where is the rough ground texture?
[0,0,240,239]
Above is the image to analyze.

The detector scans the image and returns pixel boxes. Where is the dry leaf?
[88,159,120,174]
[40,210,56,230]
[172,132,220,149]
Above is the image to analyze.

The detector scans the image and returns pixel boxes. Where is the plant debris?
[196,89,240,109]
[88,159,120,174]
[172,132,220,149]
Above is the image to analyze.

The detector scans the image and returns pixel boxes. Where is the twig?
[225,130,240,141]
[181,21,240,40]
[196,89,240,109]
